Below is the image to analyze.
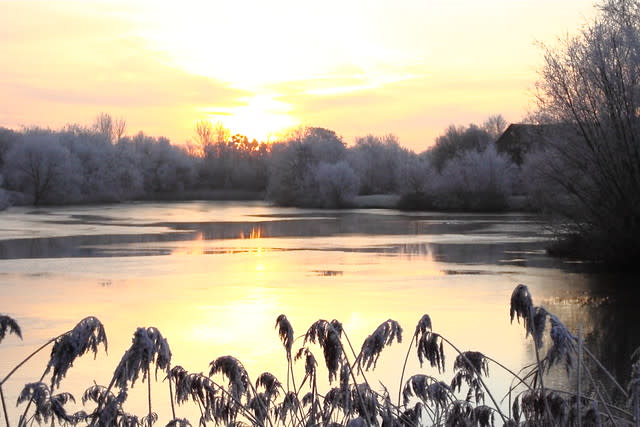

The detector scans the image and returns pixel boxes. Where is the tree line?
[0,114,524,212]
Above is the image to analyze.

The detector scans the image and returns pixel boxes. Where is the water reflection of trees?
[0,233,185,259]
[429,241,561,269]
[543,276,640,403]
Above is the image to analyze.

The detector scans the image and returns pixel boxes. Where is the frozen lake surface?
[1,201,637,422]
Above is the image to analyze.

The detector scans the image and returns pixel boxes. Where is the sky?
[0,0,596,151]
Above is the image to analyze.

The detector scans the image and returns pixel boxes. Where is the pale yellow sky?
[0,0,596,150]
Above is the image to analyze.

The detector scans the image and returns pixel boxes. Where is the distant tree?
[482,114,508,140]
[267,127,346,206]
[113,116,127,143]
[430,145,517,211]
[533,0,640,266]
[94,113,113,142]
[427,123,493,172]
[4,131,79,205]
[0,127,22,169]
[93,113,127,143]
[194,120,214,157]
[128,132,196,194]
[399,155,432,195]
[313,160,360,208]
[348,134,413,195]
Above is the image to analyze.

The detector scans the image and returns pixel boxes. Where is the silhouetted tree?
[533,0,640,266]
[93,112,126,144]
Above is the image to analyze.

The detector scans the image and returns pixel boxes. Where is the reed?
[1,283,639,426]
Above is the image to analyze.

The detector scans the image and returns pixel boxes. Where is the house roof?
[495,123,577,164]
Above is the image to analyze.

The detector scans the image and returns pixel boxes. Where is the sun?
[205,95,299,143]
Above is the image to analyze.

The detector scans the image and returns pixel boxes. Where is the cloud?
[0,1,248,140]
[2,57,247,109]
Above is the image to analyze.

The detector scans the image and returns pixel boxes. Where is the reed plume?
[209,356,249,402]
[515,389,569,425]
[450,351,490,403]
[545,314,577,374]
[83,385,135,427]
[17,382,79,425]
[323,387,345,414]
[416,332,445,373]
[414,314,432,340]
[112,327,171,389]
[255,372,282,399]
[304,320,343,382]
[0,315,22,343]
[472,405,494,427]
[339,363,352,414]
[445,400,474,426]
[351,382,377,424]
[141,411,158,426]
[509,284,533,325]
[358,319,402,371]
[274,315,294,357]
[402,374,451,409]
[294,347,317,379]
[171,365,252,425]
[47,316,108,388]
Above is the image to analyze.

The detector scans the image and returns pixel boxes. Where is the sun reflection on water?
[238,226,263,240]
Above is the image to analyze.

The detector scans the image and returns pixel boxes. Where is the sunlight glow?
[304,73,418,96]
[202,95,298,142]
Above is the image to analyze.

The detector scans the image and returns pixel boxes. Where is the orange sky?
[0,0,596,151]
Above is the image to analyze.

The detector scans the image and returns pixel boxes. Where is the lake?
[0,201,638,423]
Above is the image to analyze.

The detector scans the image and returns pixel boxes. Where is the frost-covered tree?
[4,130,79,205]
[127,132,196,194]
[398,154,433,195]
[534,0,640,266]
[0,127,21,169]
[429,145,517,211]
[313,160,360,208]
[348,134,414,195]
[267,127,346,206]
